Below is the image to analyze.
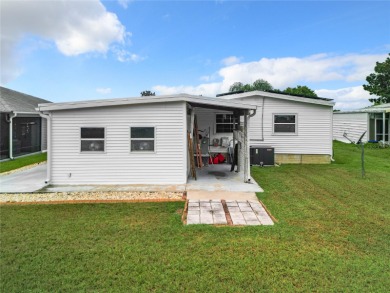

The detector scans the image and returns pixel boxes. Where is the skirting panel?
[275,154,331,164]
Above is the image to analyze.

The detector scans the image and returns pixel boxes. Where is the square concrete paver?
[186,199,273,226]
[186,214,200,224]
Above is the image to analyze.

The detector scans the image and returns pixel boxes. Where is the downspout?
[330,107,335,162]
[261,97,265,141]
[39,112,51,184]
[7,112,17,159]
[250,97,265,141]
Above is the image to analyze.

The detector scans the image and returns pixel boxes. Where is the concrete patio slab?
[186,191,258,201]
[186,164,263,192]
[0,163,47,193]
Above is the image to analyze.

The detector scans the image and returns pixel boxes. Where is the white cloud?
[1,0,129,84]
[316,86,374,110]
[96,87,112,94]
[217,53,387,90]
[113,48,144,62]
[152,52,387,110]
[118,0,132,9]
[221,56,241,66]
[153,83,222,96]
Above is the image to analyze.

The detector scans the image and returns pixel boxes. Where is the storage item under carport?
[250,146,274,166]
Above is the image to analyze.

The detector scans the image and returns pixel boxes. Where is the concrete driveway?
[0,164,47,193]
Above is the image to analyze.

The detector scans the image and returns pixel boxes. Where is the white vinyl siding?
[238,96,333,155]
[50,102,186,185]
[333,113,368,143]
[196,96,333,156]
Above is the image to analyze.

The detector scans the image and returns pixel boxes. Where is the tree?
[229,82,244,92]
[252,79,273,92]
[228,79,273,92]
[140,90,155,96]
[284,85,317,98]
[363,54,390,105]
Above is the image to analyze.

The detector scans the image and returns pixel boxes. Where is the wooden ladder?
[187,131,197,180]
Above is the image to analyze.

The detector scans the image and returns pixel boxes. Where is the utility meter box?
[250,146,274,166]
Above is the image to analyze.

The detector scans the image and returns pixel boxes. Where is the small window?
[131,127,155,152]
[273,114,297,134]
[81,127,105,152]
[216,114,234,133]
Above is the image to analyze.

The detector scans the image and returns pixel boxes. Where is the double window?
[216,114,234,133]
[273,114,297,134]
[80,127,105,152]
[130,127,155,152]
[80,127,155,153]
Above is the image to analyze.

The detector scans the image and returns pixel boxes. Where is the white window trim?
[374,117,389,141]
[80,127,106,154]
[130,126,156,153]
[272,114,298,136]
[215,113,235,134]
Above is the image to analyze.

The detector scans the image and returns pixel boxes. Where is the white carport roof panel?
[221,90,335,107]
[335,103,390,114]
[37,94,257,112]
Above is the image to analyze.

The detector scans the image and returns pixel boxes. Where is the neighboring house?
[333,103,390,144]
[37,95,256,185]
[0,87,51,160]
[208,91,335,164]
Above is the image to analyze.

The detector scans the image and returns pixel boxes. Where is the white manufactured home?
[333,103,390,144]
[208,91,335,164]
[37,92,335,187]
[37,95,256,186]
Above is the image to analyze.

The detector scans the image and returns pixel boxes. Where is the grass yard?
[1,142,389,292]
[0,152,47,173]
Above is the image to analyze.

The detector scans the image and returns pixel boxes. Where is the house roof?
[334,103,390,114]
[218,90,335,107]
[0,86,51,113]
[37,94,257,112]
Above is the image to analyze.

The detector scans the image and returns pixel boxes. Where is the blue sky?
[1,0,389,110]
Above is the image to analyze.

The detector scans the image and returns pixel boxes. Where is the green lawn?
[0,153,47,173]
[1,142,389,292]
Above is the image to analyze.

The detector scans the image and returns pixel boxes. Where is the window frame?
[374,117,389,141]
[215,113,235,134]
[80,127,106,153]
[130,126,156,153]
[272,114,298,135]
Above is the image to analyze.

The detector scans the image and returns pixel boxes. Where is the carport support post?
[388,112,390,143]
[9,112,16,159]
[244,110,249,183]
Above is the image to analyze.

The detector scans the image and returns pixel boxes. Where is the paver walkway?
[187,199,274,226]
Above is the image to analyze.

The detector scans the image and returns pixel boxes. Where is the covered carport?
[186,98,257,187]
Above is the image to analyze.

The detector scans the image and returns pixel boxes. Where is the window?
[130,127,155,152]
[216,114,234,133]
[80,127,105,152]
[375,118,389,141]
[273,114,297,134]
